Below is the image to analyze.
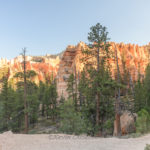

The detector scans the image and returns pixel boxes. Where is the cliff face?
[0,55,60,84]
[0,42,150,99]
[56,42,150,99]
[56,42,85,99]
[110,42,150,80]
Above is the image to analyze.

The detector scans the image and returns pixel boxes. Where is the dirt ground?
[0,131,150,150]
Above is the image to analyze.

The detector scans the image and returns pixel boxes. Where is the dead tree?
[22,48,28,134]
[114,46,121,136]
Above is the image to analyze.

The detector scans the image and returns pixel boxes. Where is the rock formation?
[56,42,150,99]
[113,111,137,135]
[56,42,85,99]
[0,54,61,85]
[0,42,150,100]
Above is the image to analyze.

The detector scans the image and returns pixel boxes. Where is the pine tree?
[38,81,46,116]
[22,48,28,134]
[78,70,88,108]
[143,64,150,109]
[114,46,121,136]
[0,75,19,131]
[67,73,77,110]
[14,48,38,133]
[121,51,130,95]
[41,74,57,120]
[134,64,150,113]
[0,76,11,130]
[82,23,112,133]
[134,79,145,112]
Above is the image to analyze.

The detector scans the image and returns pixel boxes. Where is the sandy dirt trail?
[0,132,150,150]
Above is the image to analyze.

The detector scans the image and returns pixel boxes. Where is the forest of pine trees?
[0,23,150,136]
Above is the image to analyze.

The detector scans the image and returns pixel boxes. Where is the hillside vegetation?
[0,23,150,137]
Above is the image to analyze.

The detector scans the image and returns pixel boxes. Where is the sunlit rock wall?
[56,42,150,100]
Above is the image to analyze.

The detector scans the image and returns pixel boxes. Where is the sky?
[0,0,150,59]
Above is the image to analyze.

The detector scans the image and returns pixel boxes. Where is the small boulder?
[114,111,137,135]
[2,131,13,135]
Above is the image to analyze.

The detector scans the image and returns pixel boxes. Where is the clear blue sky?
[0,0,150,59]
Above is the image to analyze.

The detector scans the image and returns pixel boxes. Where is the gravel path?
[0,132,150,150]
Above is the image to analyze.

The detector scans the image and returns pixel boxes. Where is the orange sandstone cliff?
[56,42,150,99]
[0,42,150,99]
[0,54,61,85]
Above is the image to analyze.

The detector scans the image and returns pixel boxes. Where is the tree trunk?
[129,73,134,97]
[96,46,100,126]
[74,65,78,110]
[114,113,121,136]
[42,103,45,117]
[114,46,121,136]
[23,48,28,134]
[96,93,100,126]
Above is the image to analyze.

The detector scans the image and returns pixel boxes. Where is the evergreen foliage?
[145,144,150,150]
[0,70,58,132]
[77,66,116,135]
[59,99,87,135]
[79,23,116,135]
[136,109,150,134]
[1,23,150,137]
[134,64,150,113]
[67,73,78,110]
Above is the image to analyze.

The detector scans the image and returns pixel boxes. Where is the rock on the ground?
[114,111,137,135]
[2,131,13,135]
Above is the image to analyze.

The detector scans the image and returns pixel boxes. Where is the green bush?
[103,119,114,135]
[145,144,150,150]
[136,109,150,134]
[59,99,87,135]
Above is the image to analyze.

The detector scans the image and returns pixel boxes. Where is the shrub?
[136,109,150,134]
[59,99,87,135]
[145,144,150,150]
[103,119,114,135]
[32,57,44,62]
